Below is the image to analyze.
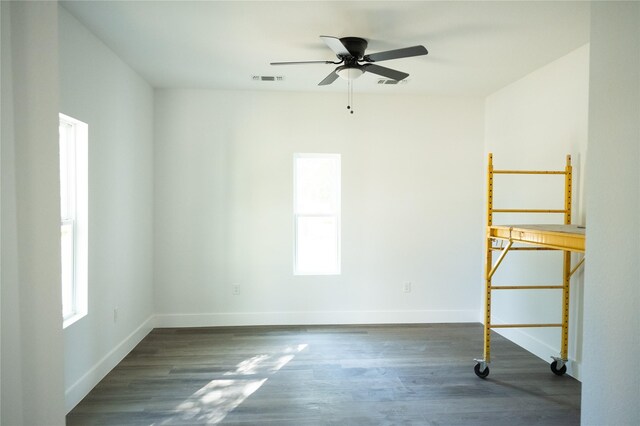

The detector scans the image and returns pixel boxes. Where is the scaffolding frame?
[474,153,585,378]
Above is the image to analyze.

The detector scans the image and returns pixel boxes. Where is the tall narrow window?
[59,113,88,327]
[294,154,341,275]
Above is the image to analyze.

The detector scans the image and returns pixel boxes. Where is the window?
[294,154,341,275]
[59,113,88,327]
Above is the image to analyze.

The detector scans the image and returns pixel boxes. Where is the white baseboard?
[64,315,155,413]
[492,317,582,381]
[154,309,479,328]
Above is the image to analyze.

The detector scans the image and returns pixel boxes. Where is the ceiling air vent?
[252,76,284,82]
[377,79,408,85]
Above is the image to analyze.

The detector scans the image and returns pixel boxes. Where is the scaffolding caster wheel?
[550,360,567,376]
[474,362,489,379]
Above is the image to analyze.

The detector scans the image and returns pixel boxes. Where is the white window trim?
[60,113,88,328]
[293,153,341,276]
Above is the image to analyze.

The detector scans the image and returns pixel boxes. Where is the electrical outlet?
[403,282,412,293]
[232,284,241,296]
[113,307,118,323]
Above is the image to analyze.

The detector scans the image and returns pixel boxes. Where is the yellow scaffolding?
[474,153,586,379]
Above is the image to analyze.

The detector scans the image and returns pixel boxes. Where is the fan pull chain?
[351,79,354,114]
[346,79,350,112]
[347,78,354,114]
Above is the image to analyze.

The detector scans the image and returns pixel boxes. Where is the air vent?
[252,76,284,82]
[377,79,408,85]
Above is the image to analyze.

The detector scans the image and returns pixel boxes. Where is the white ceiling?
[61,1,590,97]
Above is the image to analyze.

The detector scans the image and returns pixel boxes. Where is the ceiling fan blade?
[362,63,409,81]
[318,69,340,86]
[271,60,336,65]
[320,35,350,57]
[364,45,428,62]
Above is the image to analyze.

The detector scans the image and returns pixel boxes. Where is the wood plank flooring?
[67,323,581,425]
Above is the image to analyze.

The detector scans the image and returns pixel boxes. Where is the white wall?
[0,2,66,424]
[581,2,639,425]
[58,6,155,412]
[484,45,590,378]
[1,2,24,423]
[154,90,485,326]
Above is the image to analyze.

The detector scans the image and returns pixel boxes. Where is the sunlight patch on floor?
[158,343,308,424]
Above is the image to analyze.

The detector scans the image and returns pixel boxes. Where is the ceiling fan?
[271,36,429,85]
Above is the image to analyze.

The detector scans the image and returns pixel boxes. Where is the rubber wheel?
[474,363,490,379]
[550,360,567,376]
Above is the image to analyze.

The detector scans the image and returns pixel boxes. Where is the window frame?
[59,113,88,328]
[293,153,341,276]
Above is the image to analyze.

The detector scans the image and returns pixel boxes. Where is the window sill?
[294,272,341,276]
[63,311,87,329]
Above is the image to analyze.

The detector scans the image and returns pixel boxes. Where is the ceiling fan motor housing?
[339,37,368,60]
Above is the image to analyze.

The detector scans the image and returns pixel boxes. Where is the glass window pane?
[296,216,338,274]
[59,122,70,219]
[295,157,339,215]
[61,222,74,318]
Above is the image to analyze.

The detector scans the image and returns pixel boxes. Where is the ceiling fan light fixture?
[337,67,364,81]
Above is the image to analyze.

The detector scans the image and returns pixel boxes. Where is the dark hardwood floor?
[67,323,581,425]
